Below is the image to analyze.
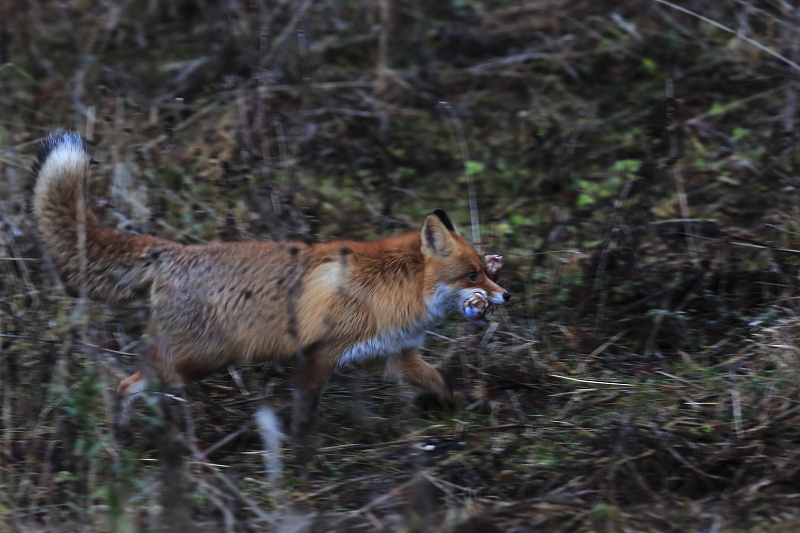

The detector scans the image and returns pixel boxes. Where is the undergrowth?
[4,0,800,531]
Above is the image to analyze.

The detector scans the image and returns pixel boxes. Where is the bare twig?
[261,0,314,68]
[441,103,480,245]
[654,0,800,73]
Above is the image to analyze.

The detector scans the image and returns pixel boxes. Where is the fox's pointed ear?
[432,209,455,232]
[421,211,456,258]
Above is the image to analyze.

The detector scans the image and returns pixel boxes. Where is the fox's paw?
[413,368,462,413]
[414,391,456,414]
[483,254,503,282]
[463,292,495,324]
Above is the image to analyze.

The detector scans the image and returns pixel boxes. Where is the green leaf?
[731,127,748,141]
[465,161,485,175]
[611,159,641,177]
[577,193,595,208]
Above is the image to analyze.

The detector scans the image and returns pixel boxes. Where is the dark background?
[3,0,800,530]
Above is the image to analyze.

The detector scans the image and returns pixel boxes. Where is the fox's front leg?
[386,350,454,405]
[291,345,337,469]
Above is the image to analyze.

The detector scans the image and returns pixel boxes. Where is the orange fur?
[31,131,511,448]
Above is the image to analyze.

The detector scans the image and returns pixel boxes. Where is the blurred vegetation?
[4,0,800,531]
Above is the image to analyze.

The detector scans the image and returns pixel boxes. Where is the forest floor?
[4,1,800,531]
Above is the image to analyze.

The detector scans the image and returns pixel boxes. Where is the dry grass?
[4,0,800,531]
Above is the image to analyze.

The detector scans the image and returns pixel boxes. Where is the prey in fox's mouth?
[463,292,497,325]
[461,253,506,325]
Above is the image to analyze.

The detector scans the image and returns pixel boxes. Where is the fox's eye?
[466,272,478,281]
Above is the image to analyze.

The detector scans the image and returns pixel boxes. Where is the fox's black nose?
[502,292,511,302]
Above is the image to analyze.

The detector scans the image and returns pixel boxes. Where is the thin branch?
[441,103,480,245]
[654,0,800,73]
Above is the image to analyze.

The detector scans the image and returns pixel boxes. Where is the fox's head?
[420,209,511,324]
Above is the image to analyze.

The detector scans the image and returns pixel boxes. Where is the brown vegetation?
[4,0,800,531]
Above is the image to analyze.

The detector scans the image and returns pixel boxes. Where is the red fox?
[31,131,510,450]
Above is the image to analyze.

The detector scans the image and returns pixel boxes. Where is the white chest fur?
[337,284,458,366]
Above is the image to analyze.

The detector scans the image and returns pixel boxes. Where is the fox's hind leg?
[113,339,184,435]
[113,343,157,436]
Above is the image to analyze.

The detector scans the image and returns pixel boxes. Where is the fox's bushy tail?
[31,131,174,303]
